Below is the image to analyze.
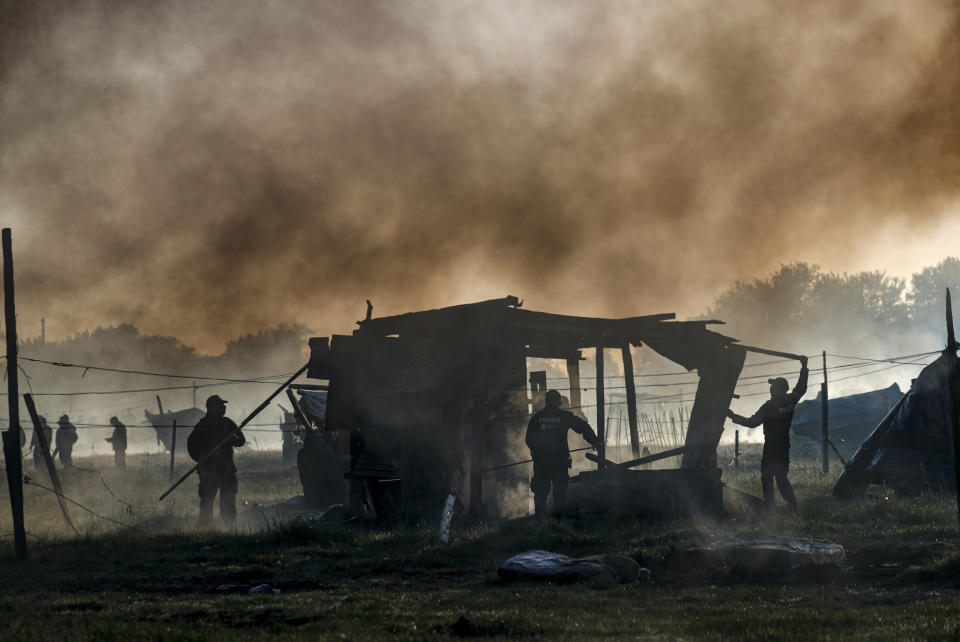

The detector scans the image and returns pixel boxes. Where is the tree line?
[705,258,960,357]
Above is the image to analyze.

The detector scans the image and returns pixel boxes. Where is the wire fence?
[0,344,943,539]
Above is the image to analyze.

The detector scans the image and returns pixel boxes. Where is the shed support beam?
[566,355,582,413]
[621,344,641,456]
[595,347,605,469]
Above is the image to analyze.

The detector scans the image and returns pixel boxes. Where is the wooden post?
[621,344,641,455]
[529,370,547,411]
[566,355,582,413]
[24,394,78,535]
[2,228,27,559]
[945,288,960,531]
[734,430,740,468]
[595,347,605,470]
[821,351,829,474]
[156,395,165,418]
[169,420,177,483]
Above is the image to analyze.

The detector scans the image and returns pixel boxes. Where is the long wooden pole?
[24,394,78,534]
[2,228,27,559]
[621,344,640,455]
[821,350,829,474]
[946,288,960,531]
[285,388,314,432]
[739,344,806,362]
[168,420,177,483]
[159,363,309,501]
[586,444,690,469]
[595,347,605,470]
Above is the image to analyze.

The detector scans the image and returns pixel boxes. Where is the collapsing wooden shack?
[301,296,788,521]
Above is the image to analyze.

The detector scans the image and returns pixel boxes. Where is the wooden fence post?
[821,351,829,474]
[2,228,27,559]
[734,430,740,468]
[169,420,177,483]
[595,347,605,470]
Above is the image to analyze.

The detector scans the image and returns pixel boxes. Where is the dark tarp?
[145,407,204,454]
[790,383,902,458]
[834,353,958,497]
[296,390,327,426]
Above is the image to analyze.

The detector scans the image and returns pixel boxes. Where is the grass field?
[2,449,960,640]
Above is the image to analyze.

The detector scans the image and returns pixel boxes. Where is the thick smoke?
[1,1,959,352]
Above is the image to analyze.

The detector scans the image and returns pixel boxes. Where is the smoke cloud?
[2,1,959,352]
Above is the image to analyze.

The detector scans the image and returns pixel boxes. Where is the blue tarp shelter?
[834,352,958,497]
[790,383,902,459]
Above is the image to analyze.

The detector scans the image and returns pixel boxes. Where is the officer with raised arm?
[727,357,809,514]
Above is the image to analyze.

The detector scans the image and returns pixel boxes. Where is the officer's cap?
[205,394,228,409]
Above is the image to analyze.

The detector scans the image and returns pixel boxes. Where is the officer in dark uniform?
[55,415,78,468]
[727,357,809,513]
[525,389,599,518]
[187,395,245,527]
[106,416,128,470]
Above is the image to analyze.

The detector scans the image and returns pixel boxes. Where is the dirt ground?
[1,451,959,640]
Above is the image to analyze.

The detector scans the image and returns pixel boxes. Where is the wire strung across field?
[2,355,299,384]
[503,350,940,395]
[0,349,938,429]
[23,475,150,535]
[70,465,140,516]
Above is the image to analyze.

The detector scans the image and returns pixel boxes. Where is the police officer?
[55,415,78,468]
[525,389,599,518]
[727,357,809,514]
[187,395,245,527]
[106,416,128,470]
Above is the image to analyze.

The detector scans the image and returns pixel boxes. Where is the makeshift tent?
[145,406,203,454]
[834,352,958,497]
[790,383,902,459]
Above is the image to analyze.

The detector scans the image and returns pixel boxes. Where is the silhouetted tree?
[907,257,960,331]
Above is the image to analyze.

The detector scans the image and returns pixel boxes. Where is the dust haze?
[2,1,959,352]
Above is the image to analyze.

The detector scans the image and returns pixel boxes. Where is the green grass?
[1,451,960,640]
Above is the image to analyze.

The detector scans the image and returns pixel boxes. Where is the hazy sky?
[2,1,958,353]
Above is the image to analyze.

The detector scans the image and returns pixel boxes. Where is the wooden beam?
[739,344,805,362]
[285,388,315,432]
[586,445,690,469]
[566,355,582,414]
[169,420,177,482]
[288,384,330,392]
[595,347,605,470]
[621,344,640,455]
[24,394,78,535]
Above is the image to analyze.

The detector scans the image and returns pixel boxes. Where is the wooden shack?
[304,296,763,522]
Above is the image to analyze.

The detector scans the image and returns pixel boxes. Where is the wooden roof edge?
[357,296,521,333]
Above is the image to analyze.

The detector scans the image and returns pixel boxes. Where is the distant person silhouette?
[187,395,245,528]
[106,416,128,470]
[55,415,78,468]
[30,415,52,469]
[525,389,599,518]
[727,357,809,514]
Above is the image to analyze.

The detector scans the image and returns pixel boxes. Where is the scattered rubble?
[668,532,846,580]
[497,550,641,584]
